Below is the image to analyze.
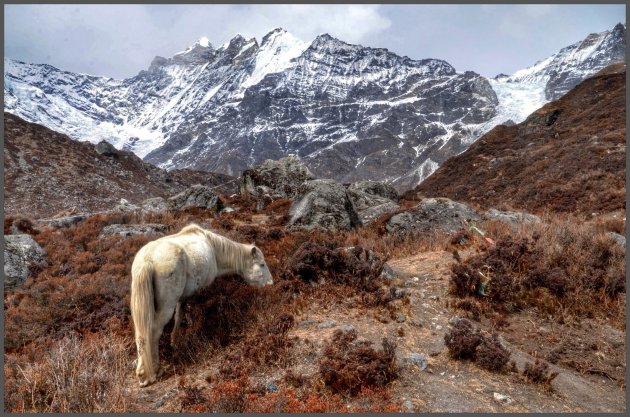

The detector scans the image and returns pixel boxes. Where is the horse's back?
[135,232,217,299]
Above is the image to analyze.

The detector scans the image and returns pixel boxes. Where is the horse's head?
[243,245,274,288]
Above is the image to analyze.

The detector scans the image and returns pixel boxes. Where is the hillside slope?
[409,65,626,215]
[3,113,236,218]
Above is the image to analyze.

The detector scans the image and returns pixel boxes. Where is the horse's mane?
[179,223,251,271]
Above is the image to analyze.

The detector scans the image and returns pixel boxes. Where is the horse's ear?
[251,246,257,257]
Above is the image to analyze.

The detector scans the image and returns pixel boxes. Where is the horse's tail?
[130,258,155,381]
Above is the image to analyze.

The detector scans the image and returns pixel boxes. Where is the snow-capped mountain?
[4,24,626,191]
[487,22,626,125]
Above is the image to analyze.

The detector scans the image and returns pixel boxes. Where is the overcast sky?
[4,4,626,79]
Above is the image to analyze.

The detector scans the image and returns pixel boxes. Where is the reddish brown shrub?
[476,333,511,372]
[523,359,558,391]
[319,328,397,395]
[444,318,483,360]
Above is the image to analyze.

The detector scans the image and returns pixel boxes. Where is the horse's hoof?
[139,380,150,388]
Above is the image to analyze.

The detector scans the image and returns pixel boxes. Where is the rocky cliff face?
[4,24,625,192]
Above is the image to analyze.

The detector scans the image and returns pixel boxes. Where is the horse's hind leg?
[171,302,183,348]
[152,303,177,379]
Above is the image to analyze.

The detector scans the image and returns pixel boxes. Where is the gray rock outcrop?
[346,181,399,225]
[483,208,541,226]
[100,224,168,239]
[4,234,48,287]
[43,214,88,229]
[386,197,481,233]
[240,155,314,199]
[168,184,222,212]
[288,179,361,231]
[142,197,169,213]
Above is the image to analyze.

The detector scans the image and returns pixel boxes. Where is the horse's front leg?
[171,302,183,348]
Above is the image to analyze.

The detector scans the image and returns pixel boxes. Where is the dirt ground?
[125,249,626,412]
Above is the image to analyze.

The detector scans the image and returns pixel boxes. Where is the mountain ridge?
[4,24,625,191]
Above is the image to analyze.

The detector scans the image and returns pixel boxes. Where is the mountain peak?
[261,27,296,47]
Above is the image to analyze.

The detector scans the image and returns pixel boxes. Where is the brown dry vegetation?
[448,216,626,326]
[410,69,626,216]
[3,194,626,411]
[4,197,455,412]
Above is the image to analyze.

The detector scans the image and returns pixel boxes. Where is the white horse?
[130,223,273,387]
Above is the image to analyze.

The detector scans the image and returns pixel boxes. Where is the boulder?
[142,197,169,213]
[4,234,48,287]
[484,208,541,226]
[346,182,399,225]
[607,232,626,247]
[168,184,222,212]
[240,155,314,199]
[386,197,481,233]
[100,224,168,239]
[288,179,361,231]
[348,180,399,201]
[94,140,118,157]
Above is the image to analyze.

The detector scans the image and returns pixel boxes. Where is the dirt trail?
[124,250,625,412]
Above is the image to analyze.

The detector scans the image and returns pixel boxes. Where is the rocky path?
[124,250,626,412]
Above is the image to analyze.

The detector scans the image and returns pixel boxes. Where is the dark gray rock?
[100,223,168,239]
[44,214,88,229]
[386,198,481,234]
[241,155,314,199]
[380,263,396,280]
[607,232,626,247]
[484,208,541,226]
[168,184,222,212]
[94,140,118,157]
[405,353,428,370]
[339,324,356,333]
[4,234,48,287]
[288,179,361,231]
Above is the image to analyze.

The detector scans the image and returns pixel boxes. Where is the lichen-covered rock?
[100,224,168,239]
[386,197,481,233]
[289,179,361,231]
[168,184,222,212]
[4,234,48,287]
[113,198,141,212]
[142,197,169,213]
[241,155,314,199]
[484,208,541,226]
